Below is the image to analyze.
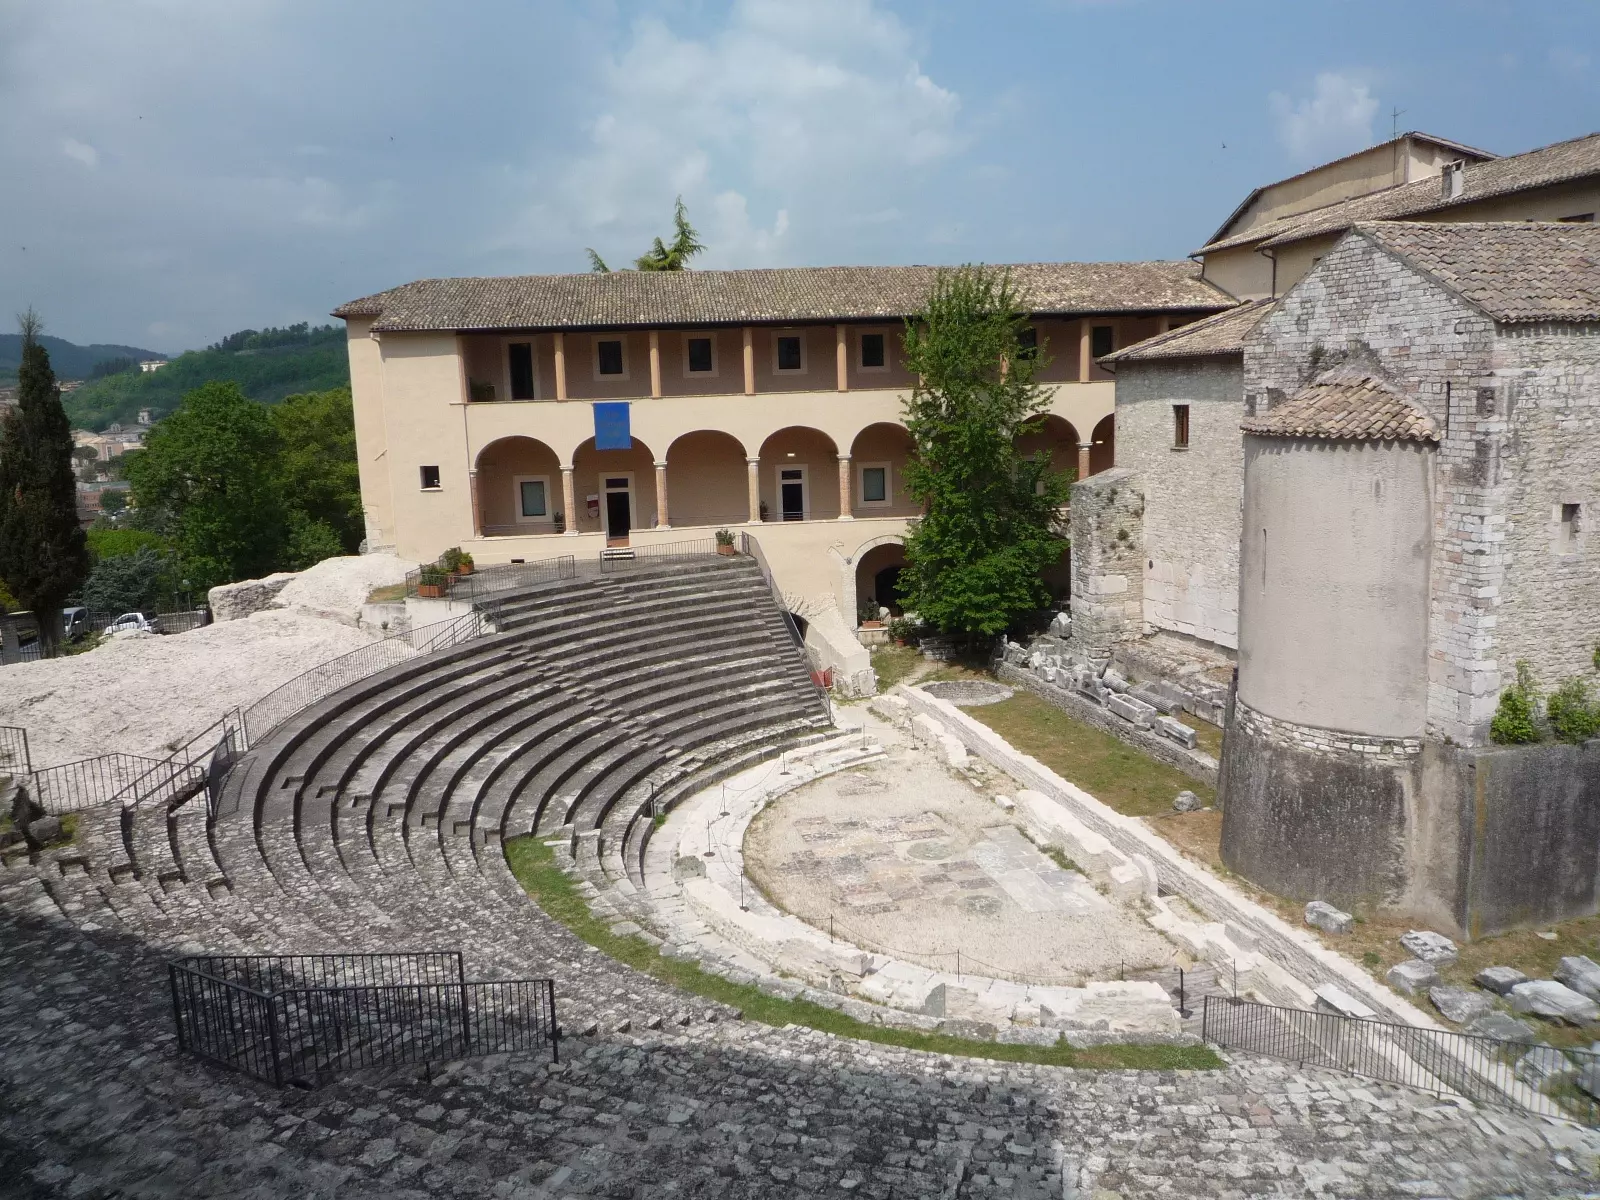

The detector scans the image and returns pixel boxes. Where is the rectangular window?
[516,477,549,519]
[686,336,715,374]
[508,342,535,400]
[860,332,886,370]
[1173,404,1190,449]
[775,334,804,373]
[596,338,626,376]
[1561,502,1584,551]
[1090,325,1115,359]
[860,463,889,504]
[1016,326,1039,361]
[420,465,441,490]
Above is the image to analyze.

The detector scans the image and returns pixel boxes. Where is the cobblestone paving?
[5,907,1600,1199]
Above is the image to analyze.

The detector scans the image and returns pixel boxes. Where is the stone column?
[1077,322,1090,383]
[835,325,848,392]
[553,332,568,401]
[746,457,761,524]
[653,460,669,529]
[1077,441,1093,481]
[742,327,755,395]
[648,330,662,398]
[468,468,482,537]
[837,455,853,520]
[561,465,578,535]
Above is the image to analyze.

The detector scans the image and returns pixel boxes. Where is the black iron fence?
[598,537,723,572]
[109,710,246,819]
[1202,994,1600,1126]
[241,610,488,746]
[0,725,29,774]
[738,532,832,714]
[168,952,557,1086]
[29,752,166,814]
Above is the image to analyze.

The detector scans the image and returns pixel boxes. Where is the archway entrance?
[854,540,908,623]
[1089,414,1115,476]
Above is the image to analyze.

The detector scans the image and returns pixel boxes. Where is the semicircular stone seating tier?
[7,554,842,1034]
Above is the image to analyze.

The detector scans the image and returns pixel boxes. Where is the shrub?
[714,528,735,547]
[1489,661,1541,745]
[886,615,921,645]
[439,547,465,572]
[1547,677,1600,745]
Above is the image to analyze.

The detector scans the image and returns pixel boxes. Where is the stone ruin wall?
[1065,467,1145,660]
[1114,356,1245,652]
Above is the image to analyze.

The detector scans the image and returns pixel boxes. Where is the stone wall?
[1492,322,1600,695]
[1066,468,1144,659]
[1115,357,1244,650]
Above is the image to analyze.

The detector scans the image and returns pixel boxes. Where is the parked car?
[61,606,88,641]
[104,612,156,635]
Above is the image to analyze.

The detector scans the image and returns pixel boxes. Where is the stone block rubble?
[1304,900,1354,934]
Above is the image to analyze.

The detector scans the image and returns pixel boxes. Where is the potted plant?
[858,597,884,629]
[715,529,737,556]
[456,550,475,576]
[417,567,449,599]
[553,510,565,534]
[758,500,770,523]
[440,547,473,576]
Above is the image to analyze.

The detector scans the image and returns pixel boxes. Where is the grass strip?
[503,835,1221,1071]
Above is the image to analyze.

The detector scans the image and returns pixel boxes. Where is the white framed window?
[512,475,551,522]
[419,465,441,491]
[857,330,889,372]
[593,336,630,381]
[682,333,718,378]
[505,339,538,401]
[773,331,807,374]
[857,461,891,507]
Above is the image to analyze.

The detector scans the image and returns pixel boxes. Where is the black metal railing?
[0,725,29,774]
[739,532,831,714]
[404,555,576,602]
[108,710,246,819]
[1202,994,1600,1126]
[168,952,557,1086]
[241,610,489,747]
[28,751,166,814]
[598,537,723,571]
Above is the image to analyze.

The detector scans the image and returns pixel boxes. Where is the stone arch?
[843,532,909,628]
[474,435,563,535]
[758,426,840,522]
[1089,414,1115,476]
[848,422,917,516]
[572,434,658,537]
[1015,413,1080,482]
[665,429,750,528]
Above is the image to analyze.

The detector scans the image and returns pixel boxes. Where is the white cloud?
[61,138,98,168]
[1269,71,1379,163]
[505,0,963,269]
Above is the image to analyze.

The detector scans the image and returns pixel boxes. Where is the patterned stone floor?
[6,905,1600,1199]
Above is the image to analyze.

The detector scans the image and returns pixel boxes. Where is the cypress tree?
[0,310,90,654]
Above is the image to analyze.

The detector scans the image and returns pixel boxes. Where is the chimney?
[1441,160,1466,200]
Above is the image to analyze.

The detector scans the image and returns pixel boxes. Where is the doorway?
[602,474,633,542]
[779,465,808,521]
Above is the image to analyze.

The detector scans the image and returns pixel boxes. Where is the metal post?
[169,964,187,1054]
[266,990,285,1087]
[458,954,472,1058]
[548,979,559,1063]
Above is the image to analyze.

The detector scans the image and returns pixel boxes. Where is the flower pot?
[457,562,475,575]
[716,544,736,556]
[860,620,883,629]
[418,583,444,599]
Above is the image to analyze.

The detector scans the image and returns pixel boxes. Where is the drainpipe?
[1256,245,1278,298]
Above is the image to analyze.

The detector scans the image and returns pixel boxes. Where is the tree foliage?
[897,267,1070,638]
[272,386,363,555]
[81,544,173,613]
[1489,661,1541,745]
[124,381,287,590]
[586,196,706,274]
[1547,676,1600,745]
[0,310,91,652]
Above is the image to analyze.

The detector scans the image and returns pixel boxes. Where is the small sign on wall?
[585,493,600,517]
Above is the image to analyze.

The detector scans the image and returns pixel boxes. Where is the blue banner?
[593,402,632,451]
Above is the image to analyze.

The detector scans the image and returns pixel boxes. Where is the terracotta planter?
[860,620,884,629]
[418,583,445,599]
[716,544,736,556]
[457,562,475,575]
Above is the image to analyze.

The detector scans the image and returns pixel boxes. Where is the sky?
[2,0,1597,353]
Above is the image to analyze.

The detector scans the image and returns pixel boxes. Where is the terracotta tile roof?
[1358,221,1600,323]
[1099,299,1276,364]
[1198,131,1600,254]
[333,262,1234,332]
[1242,371,1439,443]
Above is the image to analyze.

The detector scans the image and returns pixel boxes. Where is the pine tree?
[0,310,90,654]
[899,267,1070,639]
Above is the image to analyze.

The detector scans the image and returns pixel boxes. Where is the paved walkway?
[4,904,1600,1199]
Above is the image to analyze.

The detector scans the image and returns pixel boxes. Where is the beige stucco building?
[333,263,1232,635]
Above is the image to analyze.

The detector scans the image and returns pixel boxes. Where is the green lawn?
[503,836,1220,1071]
[964,691,1215,815]
[869,644,923,691]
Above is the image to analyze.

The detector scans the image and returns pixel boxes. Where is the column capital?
[746,456,761,465]
[653,460,668,469]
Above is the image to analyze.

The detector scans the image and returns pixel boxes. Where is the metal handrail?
[0,725,30,774]
[739,531,832,717]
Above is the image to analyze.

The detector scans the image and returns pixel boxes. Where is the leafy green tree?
[286,514,344,569]
[272,386,363,554]
[586,196,706,273]
[99,489,127,515]
[81,544,172,613]
[0,310,90,653]
[897,267,1070,639]
[125,381,287,589]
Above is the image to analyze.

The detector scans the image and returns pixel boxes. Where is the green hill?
[65,324,349,430]
[0,334,165,383]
